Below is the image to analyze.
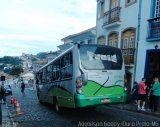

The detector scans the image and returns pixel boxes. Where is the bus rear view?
[75,44,127,107]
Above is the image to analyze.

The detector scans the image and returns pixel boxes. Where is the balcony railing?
[147,17,160,41]
[121,48,136,65]
[103,7,121,26]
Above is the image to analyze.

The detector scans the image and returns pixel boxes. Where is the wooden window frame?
[101,0,105,17]
[97,36,106,45]
[108,32,118,47]
[155,0,160,17]
[125,0,137,7]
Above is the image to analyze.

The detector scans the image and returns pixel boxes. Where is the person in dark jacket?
[131,81,139,105]
[0,85,6,104]
[21,82,25,95]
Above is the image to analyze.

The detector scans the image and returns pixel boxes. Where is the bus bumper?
[74,93,127,108]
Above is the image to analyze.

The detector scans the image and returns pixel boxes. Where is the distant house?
[32,59,48,73]
[46,51,60,63]
[0,71,14,85]
[58,27,96,52]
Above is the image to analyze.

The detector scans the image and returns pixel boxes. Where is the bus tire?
[37,94,43,104]
[55,100,62,113]
[86,106,96,110]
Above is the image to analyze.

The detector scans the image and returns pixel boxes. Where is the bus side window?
[61,52,73,80]
[69,52,73,65]
[35,74,39,84]
[42,68,47,83]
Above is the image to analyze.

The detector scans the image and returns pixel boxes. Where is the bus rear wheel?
[55,101,62,113]
[55,102,60,112]
[37,94,43,104]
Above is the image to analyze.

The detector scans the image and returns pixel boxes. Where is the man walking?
[137,78,147,111]
[21,82,25,95]
[0,85,6,104]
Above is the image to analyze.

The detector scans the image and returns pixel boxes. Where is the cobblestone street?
[3,87,160,127]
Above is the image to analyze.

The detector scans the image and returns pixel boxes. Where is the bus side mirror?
[82,72,88,86]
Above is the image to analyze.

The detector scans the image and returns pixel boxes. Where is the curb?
[108,105,160,117]
[2,104,17,127]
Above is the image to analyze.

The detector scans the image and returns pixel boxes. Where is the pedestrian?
[137,78,147,111]
[21,82,25,95]
[151,77,160,112]
[0,85,6,104]
[131,81,139,105]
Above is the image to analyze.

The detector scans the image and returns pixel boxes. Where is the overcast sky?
[0,0,96,57]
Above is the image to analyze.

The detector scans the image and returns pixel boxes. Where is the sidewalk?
[109,103,160,117]
[1,103,16,127]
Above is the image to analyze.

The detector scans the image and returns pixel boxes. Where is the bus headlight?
[124,87,127,91]
[76,77,83,94]
[77,88,83,94]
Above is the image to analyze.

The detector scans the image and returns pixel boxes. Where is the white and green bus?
[36,44,127,112]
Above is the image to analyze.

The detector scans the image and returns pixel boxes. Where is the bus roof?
[37,44,121,73]
[37,45,74,72]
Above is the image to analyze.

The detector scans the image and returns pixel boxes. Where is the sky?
[0,0,96,57]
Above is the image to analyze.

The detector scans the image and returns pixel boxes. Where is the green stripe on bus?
[83,81,124,96]
[75,93,127,107]
[48,87,72,97]
[48,87,75,108]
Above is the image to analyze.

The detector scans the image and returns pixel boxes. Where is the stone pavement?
[1,99,160,127]
[109,103,160,117]
[1,103,16,127]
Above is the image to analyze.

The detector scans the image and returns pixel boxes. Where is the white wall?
[96,0,140,87]
[96,0,138,47]
[135,0,160,82]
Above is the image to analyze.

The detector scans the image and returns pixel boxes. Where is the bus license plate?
[101,99,110,103]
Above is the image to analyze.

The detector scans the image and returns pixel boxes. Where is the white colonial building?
[96,0,160,90]
[96,0,139,93]
[58,27,96,52]
[135,0,160,83]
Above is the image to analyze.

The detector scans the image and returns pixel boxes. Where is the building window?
[125,0,136,7]
[155,0,160,17]
[110,0,120,9]
[130,35,135,48]
[109,0,120,21]
[101,1,105,17]
[122,29,136,55]
[88,39,92,44]
[122,29,135,48]
[123,38,128,49]
[108,32,118,47]
[80,41,84,44]
[97,36,105,45]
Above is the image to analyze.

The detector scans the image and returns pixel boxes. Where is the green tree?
[9,65,24,77]
[36,52,47,59]
[0,56,22,65]
[0,64,5,70]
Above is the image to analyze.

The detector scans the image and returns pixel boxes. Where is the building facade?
[32,59,48,73]
[96,0,139,94]
[58,27,96,52]
[46,51,60,63]
[135,0,160,83]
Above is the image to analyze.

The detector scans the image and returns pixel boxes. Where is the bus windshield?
[79,45,123,70]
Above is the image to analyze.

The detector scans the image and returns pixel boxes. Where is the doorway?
[145,49,160,81]
[125,71,132,101]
